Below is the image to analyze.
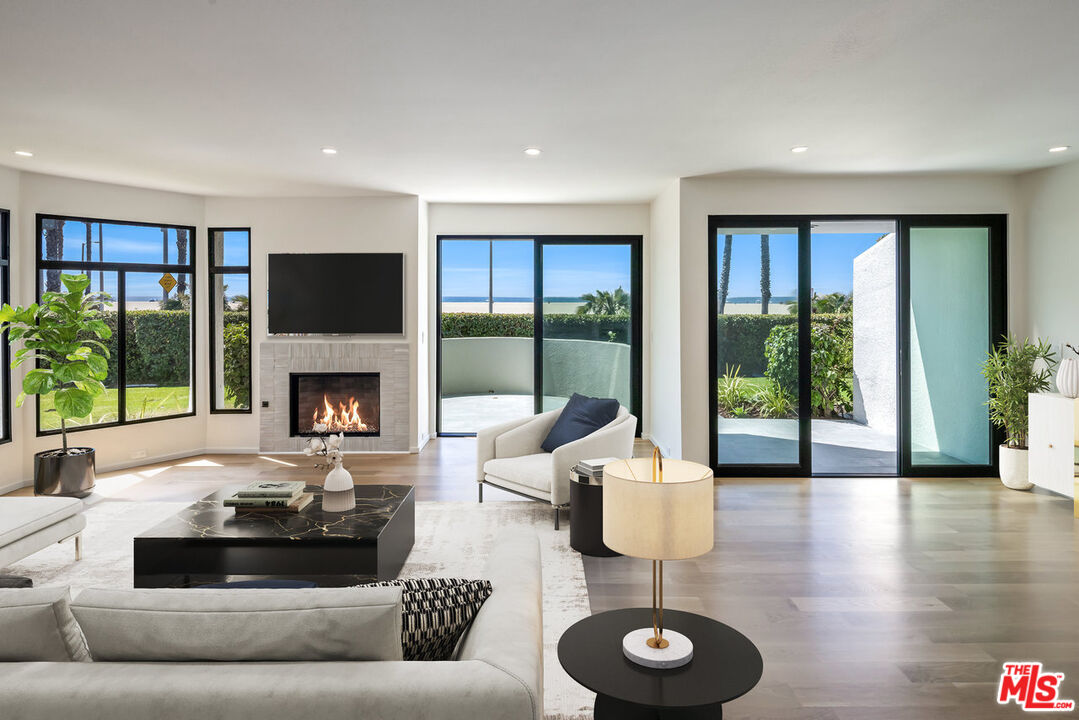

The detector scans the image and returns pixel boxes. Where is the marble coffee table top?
[136,484,414,542]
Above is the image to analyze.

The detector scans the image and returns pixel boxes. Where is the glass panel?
[41,219,191,266]
[39,271,120,431]
[211,228,250,267]
[212,273,251,410]
[439,239,534,433]
[714,228,800,466]
[540,243,632,413]
[124,272,192,421]
[909,227,991,466]
[810,221,897,474]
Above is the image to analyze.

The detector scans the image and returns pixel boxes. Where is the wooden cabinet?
[1028,394,1079,513]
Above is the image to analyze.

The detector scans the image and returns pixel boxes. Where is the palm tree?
[42,218,64,292]
[175,228,189,295]
[577,286,630,315]
[760,234,771,314]
[718,234,732,314]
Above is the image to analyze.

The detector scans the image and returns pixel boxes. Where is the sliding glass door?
[710,215,1006,477]
[437,235,642,435]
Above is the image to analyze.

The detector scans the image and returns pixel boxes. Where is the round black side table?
[558,608,763,719]
[569,473,619,557]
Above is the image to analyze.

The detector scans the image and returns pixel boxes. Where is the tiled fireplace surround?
[259,342,410,453]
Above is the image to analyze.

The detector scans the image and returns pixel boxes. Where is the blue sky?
[46,221,248,301]
[441,240,632,299]
[717,232,885,298]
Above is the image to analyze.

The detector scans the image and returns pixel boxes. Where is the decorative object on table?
[602,449,714,669]
[365,577,493,660]
[574,456,618,483]
[569,466,619,557]
[0,273,112,498]
[981,335,1057,490]
[223,480,312,513]
[304,426,355,511]
[1057,343,1079,399]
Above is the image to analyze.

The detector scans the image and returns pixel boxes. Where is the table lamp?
[602,449,714,669]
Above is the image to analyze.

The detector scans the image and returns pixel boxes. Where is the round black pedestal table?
[558,608,763,719]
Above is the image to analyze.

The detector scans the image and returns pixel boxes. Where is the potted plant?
[980,335,1056,490]
[0,274,112,497]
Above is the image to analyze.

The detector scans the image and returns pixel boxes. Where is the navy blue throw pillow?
[541,393,620,453]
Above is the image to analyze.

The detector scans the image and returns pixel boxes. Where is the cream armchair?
[476,405,637,529]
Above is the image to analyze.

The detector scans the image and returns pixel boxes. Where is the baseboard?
[411,433,432,454]
[96,449,210,473]
[0,478,31,496]
[203,447,260,455]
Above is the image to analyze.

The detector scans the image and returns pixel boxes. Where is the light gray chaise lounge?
[0,497,85,570]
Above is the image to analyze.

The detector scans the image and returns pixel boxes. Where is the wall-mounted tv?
[268,253,404,334]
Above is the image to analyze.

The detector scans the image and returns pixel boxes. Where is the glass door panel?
[810,221,898,475]
[713,226,803,468]
[904,224,997,469]
[539,242,635,415]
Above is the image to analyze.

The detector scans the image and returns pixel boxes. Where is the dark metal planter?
[34,448,96,498]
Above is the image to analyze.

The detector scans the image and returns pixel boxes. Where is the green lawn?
[39,386,191,431]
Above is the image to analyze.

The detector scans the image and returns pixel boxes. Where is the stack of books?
[224,481,313,513]
[574,457,619,484]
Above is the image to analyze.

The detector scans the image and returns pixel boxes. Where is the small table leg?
[594,694,722,719]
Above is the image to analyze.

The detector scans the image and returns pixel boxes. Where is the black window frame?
[34,213,197,436]
[0,208,10,445]
[208,227,252,414]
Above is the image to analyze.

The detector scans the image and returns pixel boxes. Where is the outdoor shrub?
[715,314,798,376]
[441,312,631,343]
[763,315,854,417]
[753,379,794,418]
[716,364,755,416]
[223,321,251,407]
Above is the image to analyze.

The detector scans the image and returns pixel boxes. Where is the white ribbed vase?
[322,459,355,512]
[1057,356,1079,399]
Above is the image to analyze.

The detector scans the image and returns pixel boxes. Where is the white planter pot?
[999,445,1032,491]
[1057,356,1079,399]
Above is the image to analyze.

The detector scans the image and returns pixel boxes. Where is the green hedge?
[441,313,631,343]
[715,313,850,376]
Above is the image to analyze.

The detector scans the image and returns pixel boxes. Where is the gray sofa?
[0,497,85,570]
[0,528,543,720]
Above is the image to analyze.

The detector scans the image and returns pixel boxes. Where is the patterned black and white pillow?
[365,578,493,661]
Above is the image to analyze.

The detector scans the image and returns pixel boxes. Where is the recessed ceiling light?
[524,147,542,157]
[321,147,338,155]
[1049,145,1070,153]
[13,150,33,157]
[791,146,809,153]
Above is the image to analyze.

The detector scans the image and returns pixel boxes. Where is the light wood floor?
[7,438,1079,719]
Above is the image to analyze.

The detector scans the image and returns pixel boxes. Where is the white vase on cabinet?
[1057,356,1079,399]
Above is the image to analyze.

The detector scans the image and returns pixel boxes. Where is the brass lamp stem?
[647,559,669,649]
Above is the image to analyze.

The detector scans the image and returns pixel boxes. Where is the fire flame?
[312,394,369,433]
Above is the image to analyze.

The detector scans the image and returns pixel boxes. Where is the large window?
[0,208,9,444]
[209,228,251,413]
[36,214,196,434]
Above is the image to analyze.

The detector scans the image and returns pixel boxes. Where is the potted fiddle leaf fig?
[0,273,112,497]
[980,335,1056,490]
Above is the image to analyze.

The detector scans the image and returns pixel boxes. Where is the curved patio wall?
[442,337,630,406]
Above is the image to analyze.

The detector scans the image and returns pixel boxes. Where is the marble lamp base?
[622,627,694,669]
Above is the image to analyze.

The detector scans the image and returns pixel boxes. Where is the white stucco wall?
[852,233,897,432]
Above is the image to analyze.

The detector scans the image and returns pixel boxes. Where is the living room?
[2,2,1078,719]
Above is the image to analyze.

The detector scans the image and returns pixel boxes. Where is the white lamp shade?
[602,458,714,561]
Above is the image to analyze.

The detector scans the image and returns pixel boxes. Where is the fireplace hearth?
[290,373,380,437]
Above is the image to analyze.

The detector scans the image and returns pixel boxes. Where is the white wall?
[648,181,681,457]
[1019,160,1079,368]
[676,173,1023,464]
[425,203,651,436]
[0,166,23,492]
[204,195,425,451]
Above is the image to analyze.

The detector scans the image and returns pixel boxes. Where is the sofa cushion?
[0,586,91,661]
[71,586,403,662]
[483,453,553,493]
[0,497,83,547]
[540,393,620,452]
[366,578,493,660]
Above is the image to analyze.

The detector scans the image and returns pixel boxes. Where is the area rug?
[5,498,594,720]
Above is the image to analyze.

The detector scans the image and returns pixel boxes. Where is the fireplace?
[289,373,380,437]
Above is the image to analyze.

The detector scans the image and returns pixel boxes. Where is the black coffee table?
[134,484,414,588]
[558,608,762,719]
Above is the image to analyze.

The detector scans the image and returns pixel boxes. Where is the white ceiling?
[1,0,1077,202]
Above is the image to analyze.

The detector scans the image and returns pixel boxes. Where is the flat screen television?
[267,253,404,334]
